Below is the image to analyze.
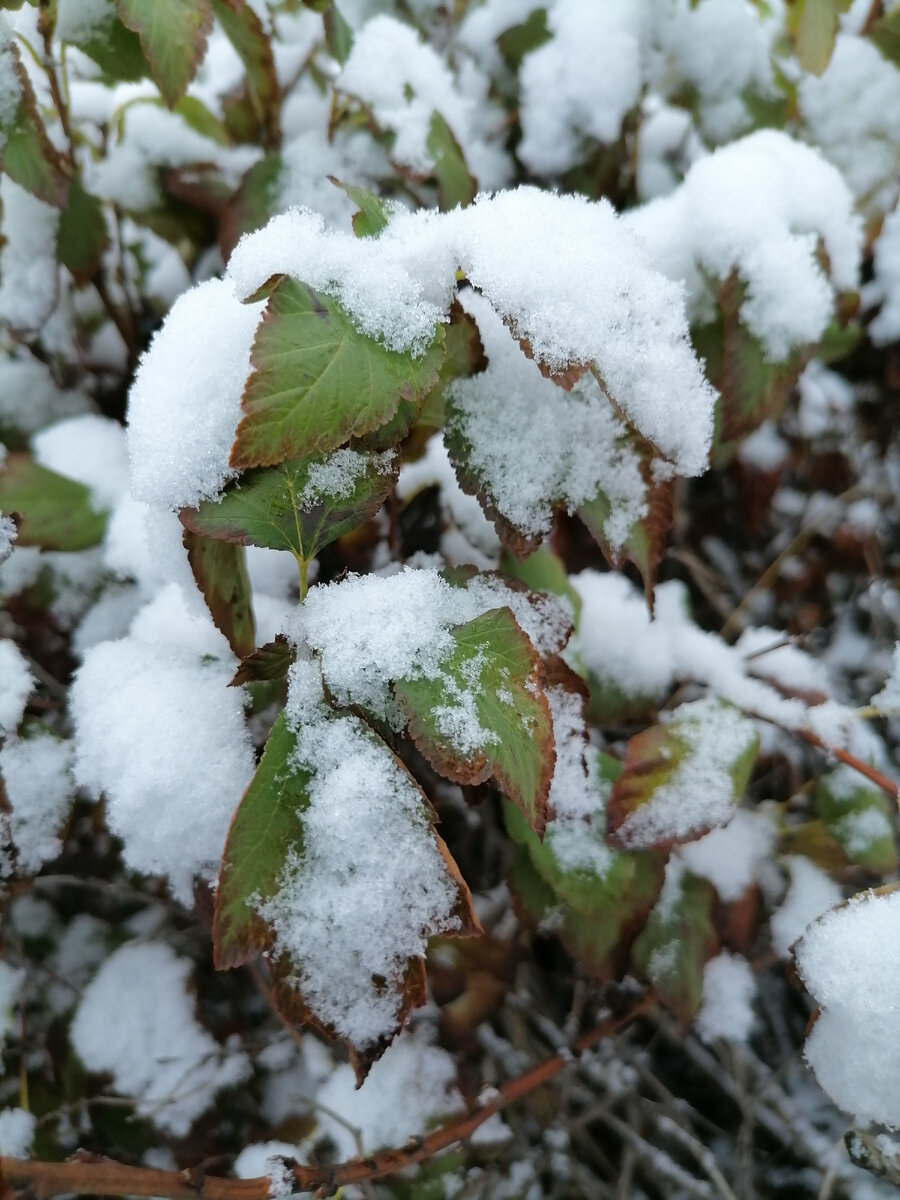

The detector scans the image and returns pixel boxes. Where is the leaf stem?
[296,553,309,603]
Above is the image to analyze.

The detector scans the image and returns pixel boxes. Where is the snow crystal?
[0,1108,34,1157]
[127,278,265,510]
[0,734,73,873]
[299,448,394,509]
[796,888,900,1127]
[227,189,716,475]
[873,642,900,712]
[624,129,862,361]
[612,696,758,848]
[771,856,842,958]
[33,414,130,513]
[517,0,642,175]
[800,35,900,216]
[677,808,776,902]
[447,293,649,548]
[70,587,254,902]
[71,942,250,1136]
[0,640,33,735]
[259,661,461,1048]
[695,952,756,1045]
[0,178,59,332]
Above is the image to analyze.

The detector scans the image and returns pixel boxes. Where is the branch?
[0,994,653,1200]
[794,726,899,802]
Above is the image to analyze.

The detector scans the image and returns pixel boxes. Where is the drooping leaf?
[870,7,900,68]
[606,697,759,852]
[181,447,397,560]
[328,176,389,238]
[0,38,69,206]
[426,111,477,211]
[58,0,150,82]
[115,0,214,107]
[56,179,109,284]
[0,455,107,551]
[632,867,718,1022]
[230,634,295,687]
[211,0,280,147]
[183,528,256,659]
[231,277,445,469]
[214,707,478,1075]
[815,771,898,873]
[394,607,555,836]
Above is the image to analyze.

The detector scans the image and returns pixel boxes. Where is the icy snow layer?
[695,952,756,1044]
[800,35,900,216]
[868,201,900,346]
[260,660,462,1049]
[0,734,73,873]
[447,293,649,549]
[228,188,717,476]
[127,278,265,510]
[70,942,250,1136]
[624,130,862,362]
[0,640,33,735]
[796,888,900,1127]
[70,585,255,902]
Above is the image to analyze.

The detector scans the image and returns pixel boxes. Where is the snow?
[0,960,24,1051]
[0,19,21,142]
[0,178,60,332]
[0,734,73,873]
[0,1108,34,1157]
[771,856,842,958]
[737,422,789,473]
[70,941,251,1136]
[233,1143,303,1186]
[127,278,265,510]
[795,888,900,1127]
[397,433,501,559]
[70,585,255,902]
[695,952,756,1044]
[624,130,862,361]
[677,808,777,902]
[259,659,462,1048]
[0,640,33,735]
[869,200,900,345]
[612,696,758,849]
[447,292,649,549]
[227,188,717,476]
[33,415,130,513]
[299,447,394,509]
[0,513,15,562]
[872,642,900,712]
[0,356,88,437]
[55,0,110,41]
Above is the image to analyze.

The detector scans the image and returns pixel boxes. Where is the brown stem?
[794,726,899,801]
[0,994,652,1199]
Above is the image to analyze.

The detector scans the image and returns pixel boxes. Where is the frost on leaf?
[214,669,479,1076]
[606,696,759,852]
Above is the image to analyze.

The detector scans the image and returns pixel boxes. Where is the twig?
[0,993,653,1199]
[793,726,898,802]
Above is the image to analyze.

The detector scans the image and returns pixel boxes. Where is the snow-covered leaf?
[0,36,69,207]
[632,866,717,1022]
[815,769,897,873]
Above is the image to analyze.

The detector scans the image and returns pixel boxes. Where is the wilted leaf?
[815,771,897,873]
[0,455,107,551]
[0,39,69,206]
[183,528,256,659]
[395,607,555,836]
[231,277,445,469]
[632,867,717,1022]
[426,111,476,211]
[57,179,109,284]
[211,0,280,147]
[230,634,295,687]
[116,0,213,107]
[328,176,389,238]
[606,697,759,851]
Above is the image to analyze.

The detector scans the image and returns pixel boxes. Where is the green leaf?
[499,547,581,621]
[328,176,389,238]
[324,3,353,64]
[606,698,759,852]
[56,179,109,285]
[230,634,295,687]
[231,277,445,469]
[815,771,898,873]
[496,7,551,70]
[0,38,69,206]
[394,607,555,836]
[183,528,256,659]
[632,868,717,1022]
[59,0,149,82]
[0,454,107,551]
[181,447,398,560]
[115,0,213,107]
[792,0,839,75]
[577,468,674,603]
[870,8,900,68]
[219,153,284,261]
[426,111,476,211]
[211,0,280,147]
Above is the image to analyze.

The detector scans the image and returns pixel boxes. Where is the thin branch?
[793,726,898,802]
[0,993,653,1200]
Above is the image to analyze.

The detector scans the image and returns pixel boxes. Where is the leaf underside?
[183,528,256,659]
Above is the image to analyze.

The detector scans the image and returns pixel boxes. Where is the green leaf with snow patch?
[59,0,149,82]
[181,448,397,561]
[57,179,109,285]
[426,111,476,212]
[211,0,280,148]
[0,38,69,207]
[500,547,581,621]
[815,771,897,873]
[394,607,554,836]
[577,467,674,603]
[329,177,389,239]
[606,698,759,852]
[631,868,717,1022]
[183,529,255,660]
[0,455,107,551]
[115,0,213,108]
[230,278,445,469]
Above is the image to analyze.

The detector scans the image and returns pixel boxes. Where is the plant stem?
[296,554,309,603]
